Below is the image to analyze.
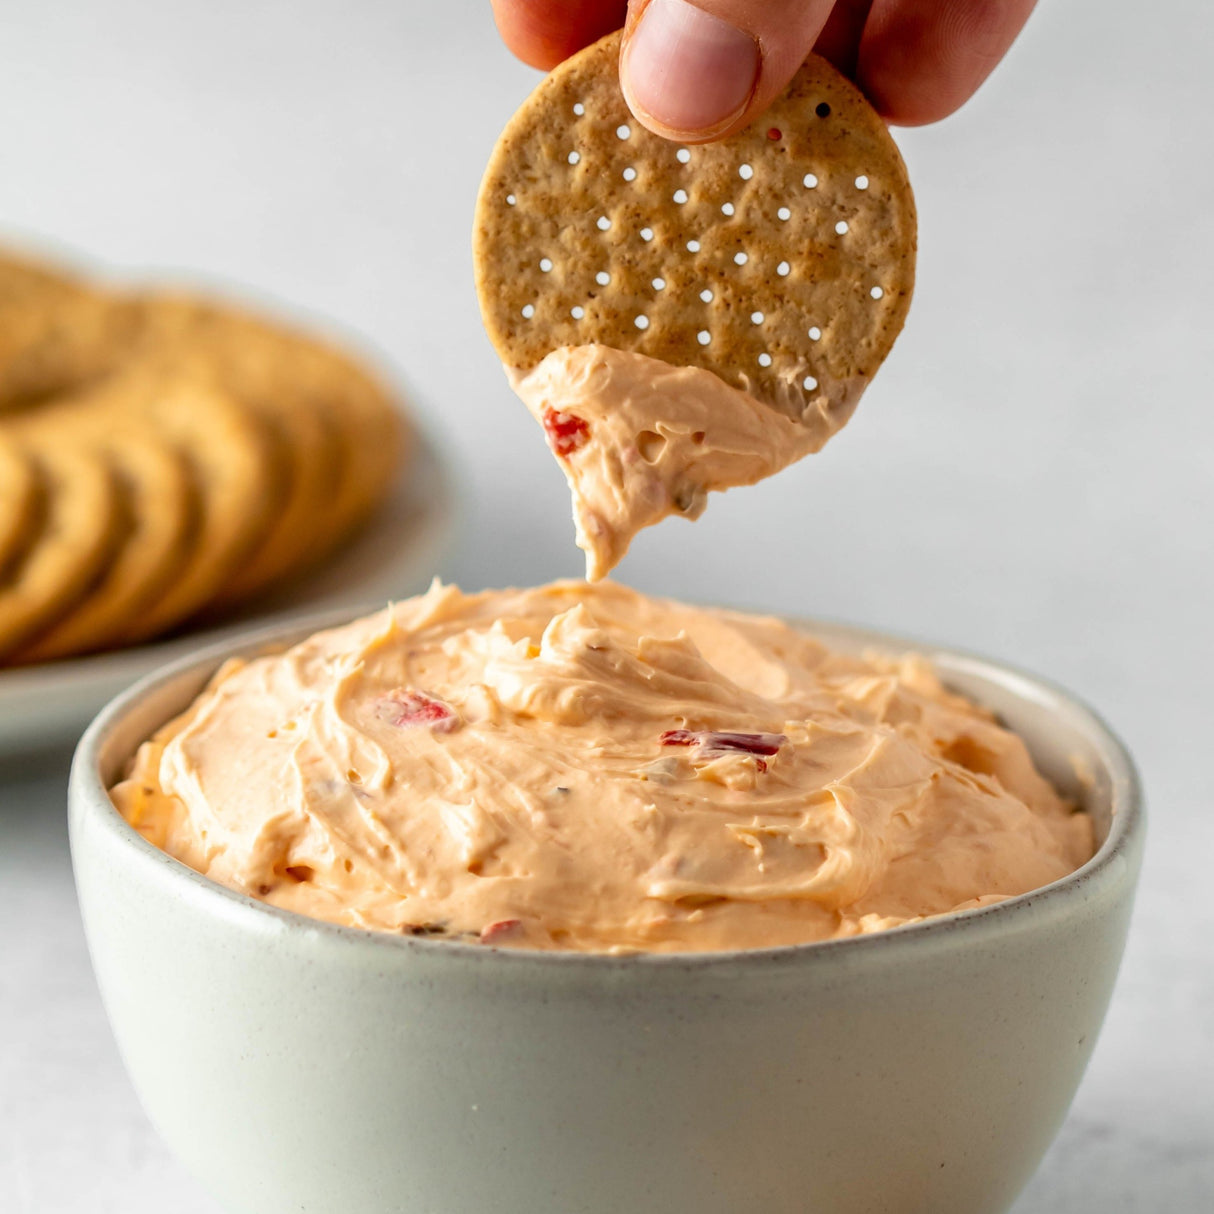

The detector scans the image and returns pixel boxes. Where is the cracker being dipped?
[475,31,916,578]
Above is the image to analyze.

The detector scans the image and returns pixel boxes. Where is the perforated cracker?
[475,30,916,419]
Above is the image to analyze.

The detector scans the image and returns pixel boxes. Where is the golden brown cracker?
[475,31,916,419]
[108,371,279,642]
[0,434,38,579]
[0,252,132,411]
[0,440,122,661]
[13,428,192,663]
[0,243,408,662]
[120,296,347,600]
[116,293,406,600]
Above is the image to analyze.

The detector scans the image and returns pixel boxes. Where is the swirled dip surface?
[511,346,861,580]
[112,581,1093,953]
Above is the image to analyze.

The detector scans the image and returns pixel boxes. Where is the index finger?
[491,0,628,70]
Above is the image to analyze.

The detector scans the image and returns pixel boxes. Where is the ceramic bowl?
[69,612,1144,1214]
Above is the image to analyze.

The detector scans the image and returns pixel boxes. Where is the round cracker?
[0,433,39,579]
[0,252,133,412]
[119,296,348,601]
[108,371,279,643]
[122,293,406,597]
[0,440,122,661]
[0,243,408,660]
[12,428,193,663]
[475,31,916,419]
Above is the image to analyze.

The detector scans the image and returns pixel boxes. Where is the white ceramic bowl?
[69,612,1144,1214]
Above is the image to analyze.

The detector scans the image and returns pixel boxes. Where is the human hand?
[491,0,1037,138]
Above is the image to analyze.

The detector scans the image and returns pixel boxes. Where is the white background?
[1,1,1211,1210]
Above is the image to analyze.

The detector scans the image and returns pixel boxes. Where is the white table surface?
[2,2,1211,1210]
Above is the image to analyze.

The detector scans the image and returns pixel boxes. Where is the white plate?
[0,426,457,756]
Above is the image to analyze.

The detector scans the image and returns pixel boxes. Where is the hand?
[491,0,1037,138]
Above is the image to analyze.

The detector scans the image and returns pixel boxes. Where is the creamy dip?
[511,346,862,580]
[112,581,1093,953]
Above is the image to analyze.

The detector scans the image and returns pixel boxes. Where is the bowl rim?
[70,603,1144,970]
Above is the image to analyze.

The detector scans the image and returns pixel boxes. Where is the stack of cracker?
[0,248,406,665]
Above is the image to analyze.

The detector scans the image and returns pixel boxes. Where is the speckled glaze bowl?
[69,611,1143,1214]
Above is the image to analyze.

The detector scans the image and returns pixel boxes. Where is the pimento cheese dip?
[111,581,1093,953]
[512,346,862,581]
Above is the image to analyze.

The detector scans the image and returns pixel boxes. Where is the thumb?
[620,0,837,143]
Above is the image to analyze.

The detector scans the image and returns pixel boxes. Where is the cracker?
[0,252,132,411]
[0,243,408,662]
[0,434,38,579]
[108,371,279,643]
[475,30,916,419]
[119,296,342,601]
[117,294,406,602]
[13,427,192,663]
[0,440,122,661]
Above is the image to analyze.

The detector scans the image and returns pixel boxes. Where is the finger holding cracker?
[475,30,915,579]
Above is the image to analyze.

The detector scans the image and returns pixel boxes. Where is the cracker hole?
[640,227,654,242]
[623,167,637,182]
[734,252,748,265]
[758,353,773,368]
[739,163,754,180]
[506,194,517,206]
[596,216,611,231]
[815,102,831,118]
[700,289,714,303]
[616,124,631,140]
[808,326,821,340]
[567,151,580,165]
[692,430,706,445]
[637,430,666,463]
[777,260,790,277]
[595,271,610,286]
[803,375,818,391]
[697,330,711,346]
[721,202,735,216]
[673,188,688,204]
[652,277,666,291]
[521,304,535,319]
[835,220,849,234]
[767,127,781,141]
[750,311,764,324]
[855,175,869,190]
[686,239,700,252]
[539,258,553,273]
[777,207,791,221]
[870,285,884,299]
[677,148,691,163]
[571,306,585,319]
[635,314,649,330]
[803,174,818,189]
[573,103,585,116]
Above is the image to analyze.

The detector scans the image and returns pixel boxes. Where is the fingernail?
[622,0,760,139]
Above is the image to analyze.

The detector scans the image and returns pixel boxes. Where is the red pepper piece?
[480,919,523,944]
[542,408,591,457]
[377,689,459,732]
[660,729,787,772]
